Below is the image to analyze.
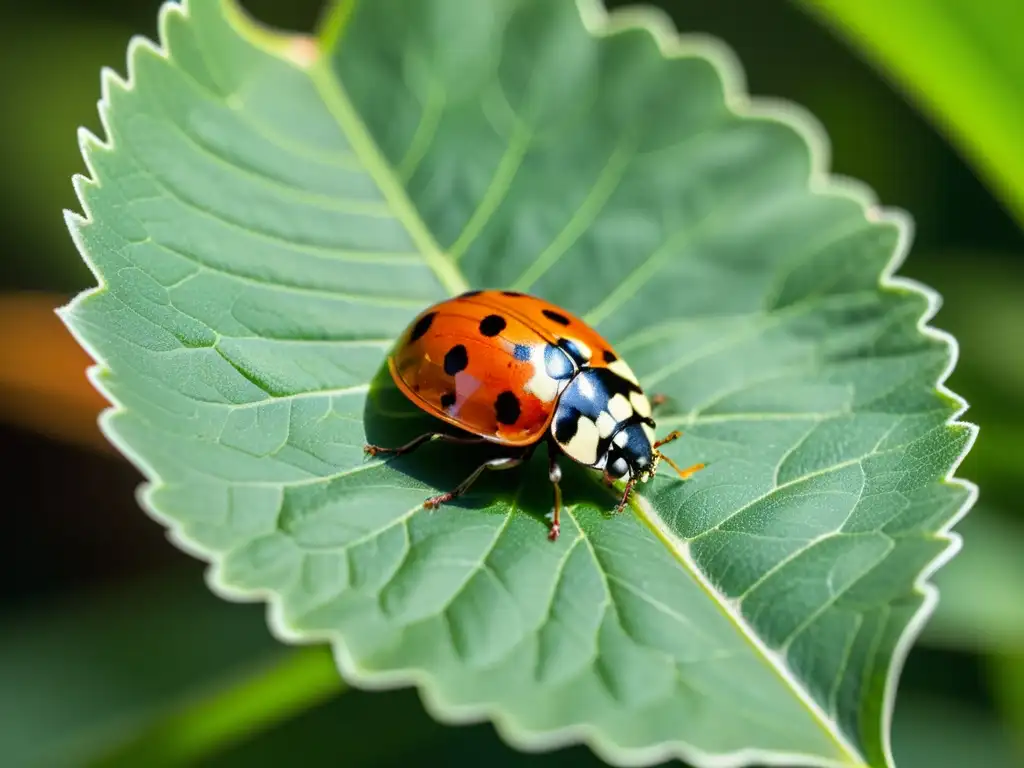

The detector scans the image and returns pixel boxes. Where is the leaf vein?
[145,103,394,215]
[397,64,446,182]
[512,139,636,291]
[689,457,867,542]
[147,239,423,306]
[114,143,421,261]
[779,535,895,652]
[447,120,533,262]
[165,23,361,169]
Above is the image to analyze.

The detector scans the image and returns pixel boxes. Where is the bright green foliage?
[796,0,1024,228]
[62,1,975,766]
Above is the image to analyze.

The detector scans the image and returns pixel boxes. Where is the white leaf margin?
[56,0,980,767]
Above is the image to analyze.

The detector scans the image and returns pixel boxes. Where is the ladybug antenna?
[653,430,683,450]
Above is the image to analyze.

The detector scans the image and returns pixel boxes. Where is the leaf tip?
[74,127,107,192]
[62,205,88,234]
[98,63,131,113]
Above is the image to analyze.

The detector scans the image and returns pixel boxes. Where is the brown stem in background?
[0,291,113,455]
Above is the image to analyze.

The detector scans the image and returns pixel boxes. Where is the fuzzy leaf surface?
[63,1,975,766]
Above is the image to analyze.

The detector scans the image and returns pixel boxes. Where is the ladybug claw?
[548,522,560,541]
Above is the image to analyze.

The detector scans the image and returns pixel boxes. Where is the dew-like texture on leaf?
[63,1,975,767]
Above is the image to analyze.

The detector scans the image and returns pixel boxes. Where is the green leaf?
[212,687,1024,768]
[890,694,1021,768]
[0,15,134,289]
[923,507,1024,654]
[896,252,1024,496]
[793,0,1024,228]
[0,566,280,766]
[61,0,975,766]
[201,681,458,768]
[988,653,1024,762]
[90,646,342,768]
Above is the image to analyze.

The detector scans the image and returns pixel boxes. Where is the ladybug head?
[602,421,656,483]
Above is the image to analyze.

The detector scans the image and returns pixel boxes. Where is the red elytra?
[365,289,704,540]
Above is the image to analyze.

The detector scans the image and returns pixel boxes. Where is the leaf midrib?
[305,12,466,298]
[632,496,865,766]
[227,3,868,764]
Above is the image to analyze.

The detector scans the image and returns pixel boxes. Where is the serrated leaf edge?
[55,1,979,767]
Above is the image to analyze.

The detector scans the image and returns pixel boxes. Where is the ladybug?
[364,289,704,541]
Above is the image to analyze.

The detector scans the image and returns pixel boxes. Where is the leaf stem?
[88,646,344,767]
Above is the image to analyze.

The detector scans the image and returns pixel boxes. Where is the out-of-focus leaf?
[0,292,109,452]
[889,694,1019,768]
[922,507,1024,653]
[988,653,1024,760]
[205,687,1024,768]
[0,566,280,766]
[0,18,135,289]
[794,0,1024,227]
[899,252,1024,495]
[908,252,1024,399]
[62,1,974,766]
[211,686,452,768]
[91,646,341,768]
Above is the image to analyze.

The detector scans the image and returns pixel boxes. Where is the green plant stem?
[89,646,344,767]
[794,0,1024,228]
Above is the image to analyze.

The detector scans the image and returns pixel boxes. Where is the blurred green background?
[1,0,1021,766]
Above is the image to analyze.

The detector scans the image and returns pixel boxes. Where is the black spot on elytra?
[440,392,456,409]
[554,413,578,444]
[495,391,521,425]
[444,344,468,375]
[409,312,435,342]
[459,289,483,298]
[542,309,570,325]
[479,314,506,337]
[603,350,617,364]
[501,290,525,297]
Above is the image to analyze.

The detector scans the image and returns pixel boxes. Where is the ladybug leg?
[658,455,705,481]
[653,430,706,481]
[613,477,639,515]
[423,456,525,509]
[364,432,488,458]
[547,454,563,542]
